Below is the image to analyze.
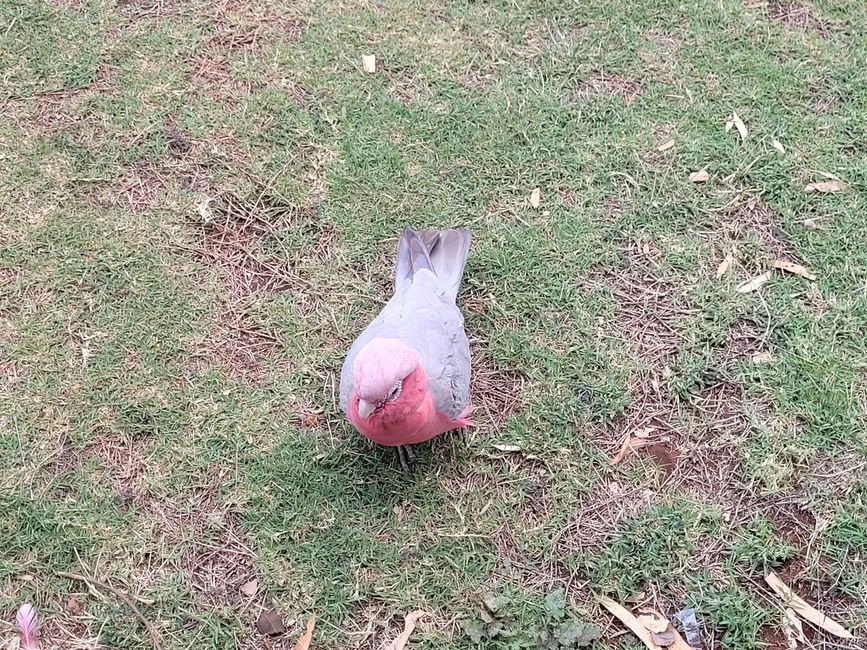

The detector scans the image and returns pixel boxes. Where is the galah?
[339,228,473,471]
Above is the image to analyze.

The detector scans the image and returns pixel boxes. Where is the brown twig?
[56,571,163,650]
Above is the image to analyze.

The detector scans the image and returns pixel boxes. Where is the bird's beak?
[357,399,376,419]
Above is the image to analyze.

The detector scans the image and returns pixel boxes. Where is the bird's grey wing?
[398,271,471,419]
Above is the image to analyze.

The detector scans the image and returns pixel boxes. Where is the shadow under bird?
[339,228,474,472]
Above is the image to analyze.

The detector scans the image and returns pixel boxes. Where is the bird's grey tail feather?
[395,228,472,299]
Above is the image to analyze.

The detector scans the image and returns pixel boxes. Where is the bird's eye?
[387,381,402,401]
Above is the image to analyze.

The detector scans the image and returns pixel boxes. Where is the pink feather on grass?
[16,603,40,650]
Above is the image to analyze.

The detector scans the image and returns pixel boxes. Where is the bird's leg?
[396,444,416,474]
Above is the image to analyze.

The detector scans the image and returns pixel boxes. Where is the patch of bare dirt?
[647,32,680,49]
[185,512,256,607]
[188,52,254,98]
[725,198,796,259]
[603,242,698,365]
[338,603,406,650]
[757,624,791,650]
[104,163,169,214]
[117,0,181,20]
[564,240,783,569]
[206,12,300,53]
[89,432,155,499]
[722,320,767,365]
[191,194,312,299]
[768,2,835,36]
[185,192,333,379]
[575,71,643,103]
[200,316,283,382]
[764,498,814,547]
[460,64,496,91]
[556,479,661,556]
[467,336,526,433]
[205,1,302,48]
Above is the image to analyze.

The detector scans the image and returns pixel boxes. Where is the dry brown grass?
[575,71,644,104]
[190,194,311,299]
[467,337,527,434]
[725,198,797,259]
[183,193,316,378]
[768,2,835,36]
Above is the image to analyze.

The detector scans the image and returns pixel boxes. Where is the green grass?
[1,0,866,648]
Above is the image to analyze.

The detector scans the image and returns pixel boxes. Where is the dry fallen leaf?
[600,598,657,649]
[529,187,542,208]
[689,169,709,183]
[637,608,669,634]
[240,580,258,597]
[716,249,735,278]
[611,432,655,465]
[600,598,692,650]
[772,139,785,154]
[291,614,316,650]
[784,607,808,646]
[362,54,376,73]
[805,180,845,193]
[257,609,285,637]
[736,271,772,293]
[803,217,824,230]
[633,426,658,439]
[727,111,748,140]
[657,139,675,152]
[773,259,816,281]
[492,444,522,452]
[765,571,854,639]
[388,610,428,650]
[751,351,774,364]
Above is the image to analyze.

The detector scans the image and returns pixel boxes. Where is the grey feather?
[341,228,472,419]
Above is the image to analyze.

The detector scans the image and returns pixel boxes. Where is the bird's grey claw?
[396,444,416,474]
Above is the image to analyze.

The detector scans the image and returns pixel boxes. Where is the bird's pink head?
[352,338,421,419]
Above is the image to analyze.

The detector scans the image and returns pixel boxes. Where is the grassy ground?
[1,0,866,648]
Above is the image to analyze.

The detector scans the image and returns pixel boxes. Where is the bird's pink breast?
[347,389,472,446]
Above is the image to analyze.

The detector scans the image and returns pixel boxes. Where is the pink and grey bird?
[339,228,473,471]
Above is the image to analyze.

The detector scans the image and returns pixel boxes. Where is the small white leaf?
[716,249,735,278]
[657,139,675,152]
[197,196,215,222]
[529,187,542,208]
[689,169,709,183]
[751,351,774,364]
[805,180,845,193]
[772,139,785,154]
[726,111,748,140]
[736,271,772,293]
[492,444,522,452]
[240,579,258,597]
[362,54,376,73]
